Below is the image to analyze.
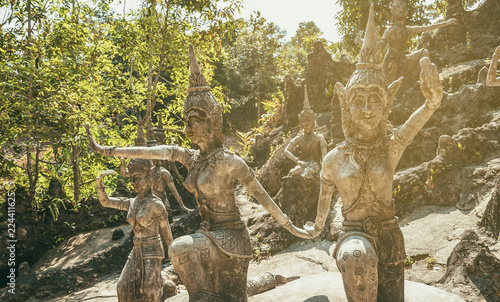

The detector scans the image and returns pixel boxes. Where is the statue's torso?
[297,133,323,163]
[329,143,396,221]
[184,149,240,224]
[385,24,409,57]
[127,196,161,238]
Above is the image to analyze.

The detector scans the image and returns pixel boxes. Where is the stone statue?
[85,45,308,301]
[296,4,444,302]
[381,0,457,83]
[486,46,500,87]
[95,160,172,302]
[119,121,192,218]
[285,85,327,179]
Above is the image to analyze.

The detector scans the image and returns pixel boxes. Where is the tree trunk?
[72,143,80,203]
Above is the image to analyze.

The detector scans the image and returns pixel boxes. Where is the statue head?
[127,158,153,194]
[184,45,223,148]
[299,85,316,134]
[391,0,407,24]
[335,3,403,141]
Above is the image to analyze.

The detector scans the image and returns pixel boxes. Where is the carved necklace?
[343,137,389,171]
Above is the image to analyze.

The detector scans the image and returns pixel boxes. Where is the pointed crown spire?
[184,45,222,123]
[358,3,381,69]
[299,85,315,120]
[188,44,210,93]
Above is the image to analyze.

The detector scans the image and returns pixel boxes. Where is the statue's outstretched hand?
[275,274,300,286]
[84,123,115,155]
[283,222,314,239]
[97,169,115,180]
[304,221,322,238]
[420,57,442,110]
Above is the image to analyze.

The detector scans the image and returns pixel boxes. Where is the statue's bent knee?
[336,235,378,302]
[168,235,193,260]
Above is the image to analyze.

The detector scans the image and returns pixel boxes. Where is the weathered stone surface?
[480,175,500,238]
[392,83,500,170]
[438,229,500,301]
[274,177,320,227]
[431,0,500,67]
[0,225,133,302]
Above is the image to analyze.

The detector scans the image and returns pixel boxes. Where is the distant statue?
[487,46,500,87]
[95,160,172,302]
[284,85,327,179]
[381,0,457,83]
[86,45,307,301]
[295,4,444,302]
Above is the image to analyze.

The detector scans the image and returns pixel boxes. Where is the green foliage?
[404,254,415,268]
[426,256,436,268]
[278,21,329,81]
[0,0,240,219]
[221,12,285,109]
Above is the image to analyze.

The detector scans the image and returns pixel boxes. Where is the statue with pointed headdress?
[381,0,457,83]
[95,159,172,301]
[284,85,327,179]
[294,3,444,301]
[85,45,308,301]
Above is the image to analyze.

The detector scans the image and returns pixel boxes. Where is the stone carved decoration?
[95,160,172,302]
[486,46,500,87]
[296,4,444,302]
[284,85,327,179]
[86,45,308,301]
[381,0,457,83]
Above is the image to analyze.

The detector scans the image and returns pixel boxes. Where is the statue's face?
[184,109,210,146]
[348,85,386,133]
[301,117,315,134]
[130,170,148,194]
[391,3,407,24]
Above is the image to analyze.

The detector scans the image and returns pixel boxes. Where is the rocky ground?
[2,183,497,301]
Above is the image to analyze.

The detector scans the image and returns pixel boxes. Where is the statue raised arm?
[297,4,443,302]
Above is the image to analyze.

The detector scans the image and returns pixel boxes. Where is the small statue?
[296,4,444,302]
[120,122,192,216]
[96,160,172,302]
[486,46,500,87]
[86,45,307,301]
[285,85,327,179]
[381,0,457,83]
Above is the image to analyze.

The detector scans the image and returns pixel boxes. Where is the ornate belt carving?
[342,217,399,236]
